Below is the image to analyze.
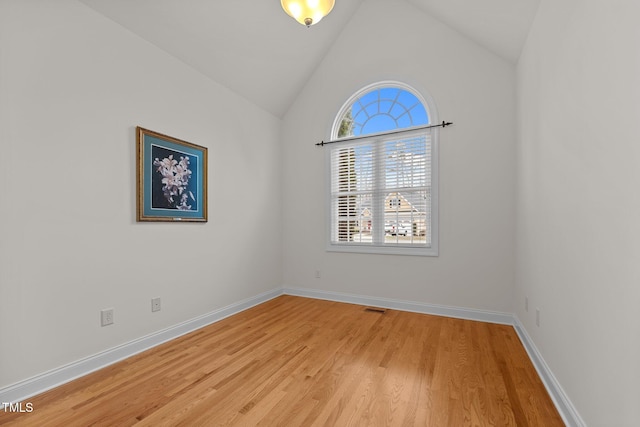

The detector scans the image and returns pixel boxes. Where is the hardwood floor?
[0,296,563,426]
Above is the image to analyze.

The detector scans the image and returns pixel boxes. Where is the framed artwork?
[136,127,208,222]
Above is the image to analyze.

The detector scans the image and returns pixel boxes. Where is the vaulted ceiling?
[79,0,539,118]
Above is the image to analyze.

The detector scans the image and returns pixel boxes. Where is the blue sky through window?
[340,87,429,137]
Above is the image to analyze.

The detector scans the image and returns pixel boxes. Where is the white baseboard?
[283,286,514,324]
[1,286,584,427]
[0,288,283,404]
[512,316,585,427]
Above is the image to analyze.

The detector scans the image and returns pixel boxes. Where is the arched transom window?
[335,85,429,138]
[327,82,439,256]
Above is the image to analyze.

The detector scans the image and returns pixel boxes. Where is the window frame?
[325,81,439,256]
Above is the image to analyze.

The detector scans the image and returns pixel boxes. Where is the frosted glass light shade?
[281,0,335,27]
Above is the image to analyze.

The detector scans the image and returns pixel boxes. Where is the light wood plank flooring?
[0,295,563,426]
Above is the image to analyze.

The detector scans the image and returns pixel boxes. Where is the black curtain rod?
[316,121,453,147]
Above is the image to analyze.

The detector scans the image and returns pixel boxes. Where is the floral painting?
[151,147,197,211]
[137,127,208,222]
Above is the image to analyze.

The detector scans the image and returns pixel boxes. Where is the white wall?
[282,0,517,312]
[0,0,282,389]
[516,0,640,425]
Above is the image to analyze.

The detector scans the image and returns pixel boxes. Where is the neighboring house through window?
[327,81,439,256]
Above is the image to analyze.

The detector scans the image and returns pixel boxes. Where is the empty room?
[1,0,638,426]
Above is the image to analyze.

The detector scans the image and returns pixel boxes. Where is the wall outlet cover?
[101,308,114,326]
[151,298,161,312]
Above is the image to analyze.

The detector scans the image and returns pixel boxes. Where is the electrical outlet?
[525,296,529,312]
[536,308,540,327]
[315,270,321,279]
[101,308,114,327]
[151,297,161,312]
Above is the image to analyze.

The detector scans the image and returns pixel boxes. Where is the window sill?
[326,243,438,257]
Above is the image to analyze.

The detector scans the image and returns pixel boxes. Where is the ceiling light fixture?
[281,0,335,27]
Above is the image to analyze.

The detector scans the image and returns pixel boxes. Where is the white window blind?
[329,127,434,253]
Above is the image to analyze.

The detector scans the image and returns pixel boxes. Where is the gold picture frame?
[136,127,208,222]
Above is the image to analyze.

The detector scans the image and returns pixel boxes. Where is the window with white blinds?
[327,82,438,256]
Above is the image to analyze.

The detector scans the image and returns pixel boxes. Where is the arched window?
[327,82,439,256]
[335,85,429,138]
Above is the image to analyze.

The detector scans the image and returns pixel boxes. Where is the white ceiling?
[79,0,539,118]
[406,0,540,63]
